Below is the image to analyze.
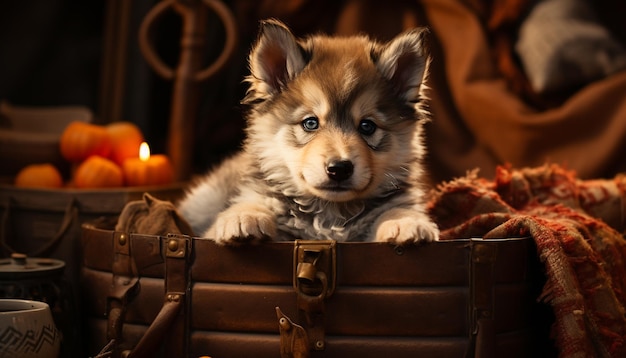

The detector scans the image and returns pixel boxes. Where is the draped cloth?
[419,0,626,181]
[429,164,626,357]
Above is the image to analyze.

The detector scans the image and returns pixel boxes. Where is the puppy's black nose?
[326,160,354,182]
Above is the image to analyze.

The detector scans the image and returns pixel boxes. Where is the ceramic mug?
[0,299,61,358]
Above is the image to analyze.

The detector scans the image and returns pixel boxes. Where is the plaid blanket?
[429,164,626,357]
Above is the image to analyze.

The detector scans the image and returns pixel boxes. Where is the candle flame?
[139,142,150,161]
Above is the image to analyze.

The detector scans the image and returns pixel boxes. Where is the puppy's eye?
[358,119,377,135]
[301,117,319,131]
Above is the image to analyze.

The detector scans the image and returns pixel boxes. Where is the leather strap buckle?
[292,240,336,351]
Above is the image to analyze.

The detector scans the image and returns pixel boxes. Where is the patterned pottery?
[0,299,60,358]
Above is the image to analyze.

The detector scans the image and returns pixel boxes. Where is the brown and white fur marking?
[177,19,439,245]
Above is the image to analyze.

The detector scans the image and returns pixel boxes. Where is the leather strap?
[127,295,183,357]
[163,234,191,357]
[107,231,140,356]
[125,234,191,358]
[0,196,78,257]
[468,240,497,358]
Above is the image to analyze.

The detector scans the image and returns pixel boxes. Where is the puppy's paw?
[204,203,276,245]
[374,208,439,244]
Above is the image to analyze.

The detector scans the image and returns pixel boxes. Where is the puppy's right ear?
[245,19,306,102]
[375,28,429,105]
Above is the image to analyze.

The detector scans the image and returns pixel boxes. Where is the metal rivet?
[168,239,179,252]
[119,234,127,246]
[315,340,325,349]
[278,317,290,329]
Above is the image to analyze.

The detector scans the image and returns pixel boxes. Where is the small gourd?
[14,163,64,188]
[60,122,111,162]
[106,121,144,166]
[73,156,123,188]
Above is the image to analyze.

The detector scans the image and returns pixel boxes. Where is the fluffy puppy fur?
[178,19,439,244]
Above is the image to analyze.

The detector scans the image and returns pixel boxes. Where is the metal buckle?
[293,240,336,299]
[292,240,336,351]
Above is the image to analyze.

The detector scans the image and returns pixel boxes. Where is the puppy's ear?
[375,28,429,103]
[246,19,306,101]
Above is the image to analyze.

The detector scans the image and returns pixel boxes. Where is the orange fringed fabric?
[430,164,626,357]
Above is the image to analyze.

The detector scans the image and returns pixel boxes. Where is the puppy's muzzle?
[326,160,354,182]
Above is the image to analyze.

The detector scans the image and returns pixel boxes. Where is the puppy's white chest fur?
[277,198,370,242]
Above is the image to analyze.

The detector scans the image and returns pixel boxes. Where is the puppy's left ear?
[375,28,429,103]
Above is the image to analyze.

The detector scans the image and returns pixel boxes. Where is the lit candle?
[122,142,174,186]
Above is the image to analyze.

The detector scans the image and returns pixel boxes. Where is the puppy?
[178,19,439,245]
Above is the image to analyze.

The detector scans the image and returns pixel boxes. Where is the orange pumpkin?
[60,122,111,162]
[106,121,144,166]
[74,156,123,188]
[14,163,64,188]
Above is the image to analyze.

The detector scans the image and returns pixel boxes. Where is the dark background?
[2,0,625,182]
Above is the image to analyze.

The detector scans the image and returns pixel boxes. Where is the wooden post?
[138,0,237,181]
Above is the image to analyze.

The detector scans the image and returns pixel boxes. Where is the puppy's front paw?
[374,209,439,244]
[204,203,276,245]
